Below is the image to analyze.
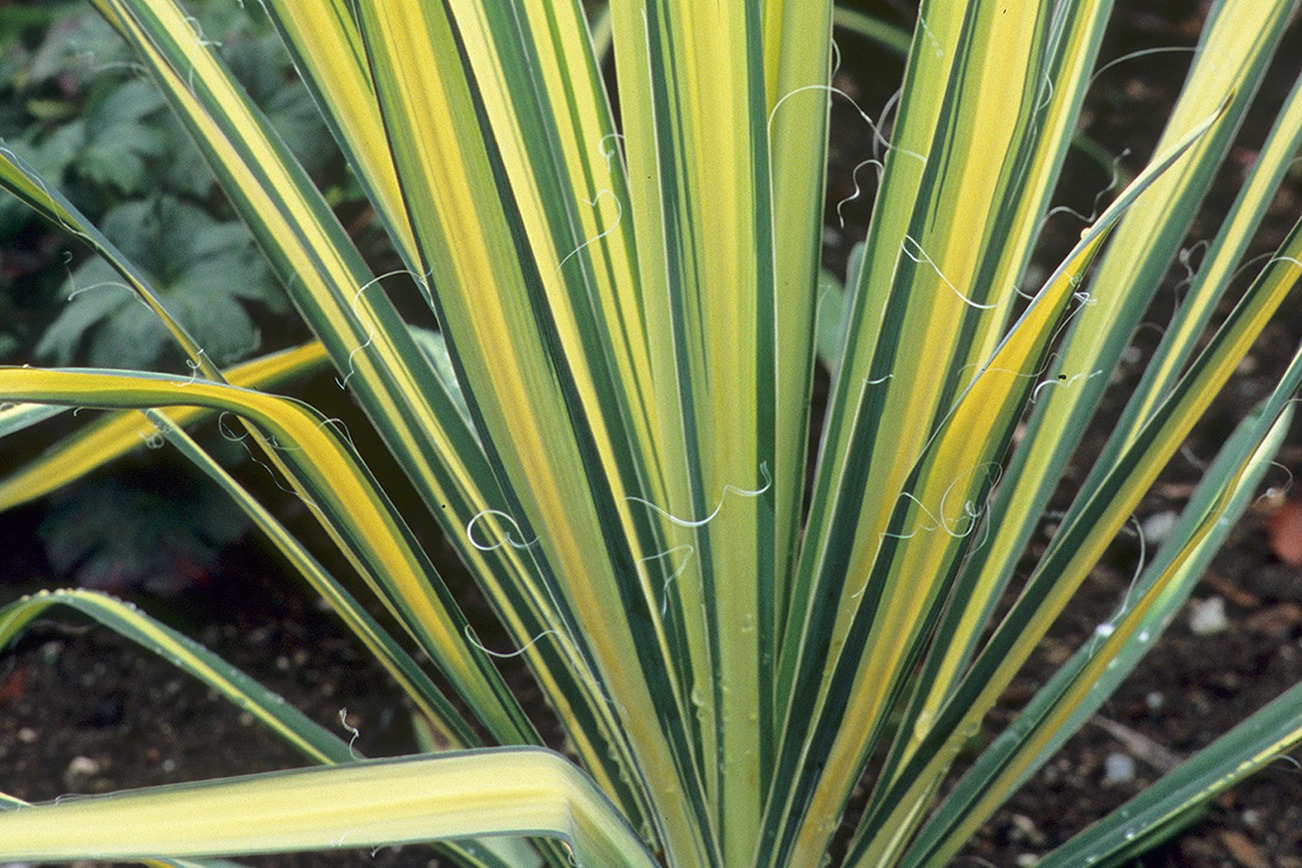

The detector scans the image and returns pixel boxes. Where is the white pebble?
[62,755,102,787]
[1188,596,1229,635]
[1103,751,1136,785]
[1140,510,1178,546]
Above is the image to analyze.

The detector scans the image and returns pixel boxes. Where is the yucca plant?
[1,0,1300,865]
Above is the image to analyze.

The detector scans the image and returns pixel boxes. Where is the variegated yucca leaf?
[1,0,1299,865]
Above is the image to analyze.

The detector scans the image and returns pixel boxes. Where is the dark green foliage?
[39,473,248,594]
[0,0,342,367]
[0,0,350,592]
[38,197,284,369]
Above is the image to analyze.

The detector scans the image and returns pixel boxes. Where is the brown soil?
[0,546,441,867]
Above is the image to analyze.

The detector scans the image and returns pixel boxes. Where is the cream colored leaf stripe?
[352,1,717,859]
[0,750,656,867]
[760,3,1110,860]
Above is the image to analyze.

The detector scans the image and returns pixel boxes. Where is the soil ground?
[2,1,1302,866]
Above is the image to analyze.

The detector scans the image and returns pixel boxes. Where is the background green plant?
[0,0,364,592]
[0,0,341,362]
[0,0,1299,866]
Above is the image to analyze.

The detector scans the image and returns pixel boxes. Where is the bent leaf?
[0,750,657,868]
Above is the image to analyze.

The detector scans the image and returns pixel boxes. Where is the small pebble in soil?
[1188,595,1229,635]
[1103,751,1137,785]
[1010,814,1047,847]
[1140,509,1178,546]
[62,755,102,787]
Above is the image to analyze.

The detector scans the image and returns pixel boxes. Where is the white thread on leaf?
[337,328,375,390]
[876,492,941,541]
[338,708,361,760]
[316,416,357,454]
[769,85,926,168]
[850,464,997,599]
[1091,47,1197,86]
[138,426,166,449]
[215,411,303,496]
[916,13,944,57]
[937,461,1002,537]
[875,89,903,161]
[1179,443,1209,471]
[0,147,95,244]
[597,132,625,172]
[184,15,222,48]
[554,190,623,278]
[175,355,208,388]
[1086,515,1148,660]
[958,348,1064,385]
[625,462,772,529]
[1034,71,1055,114]
[1030,368,1103,402]
[1175,239,1209,288]
[836,158,886,228]
[464,624,562,659]
[1040,148,1129,232]
[466,509,537,551]
[1224,251,1285,296]
[65,278,135,302]
[636,544,695,616]
[336,268,422,390]
[901,235,1001,310]
[1269,753,1302,773]
[1259,459,1295,504]
[1120,513,1148,613]
[458,504,621,711]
